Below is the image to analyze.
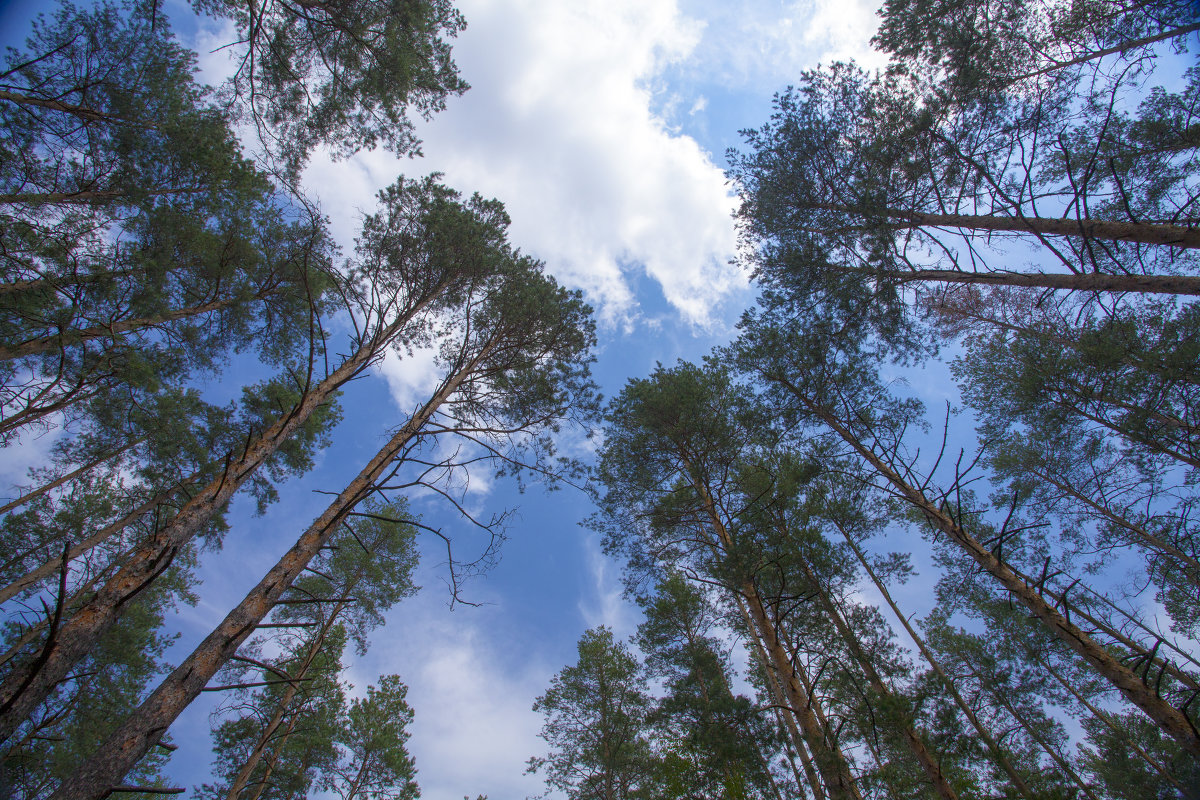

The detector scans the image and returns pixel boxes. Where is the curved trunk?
[688,474,862,800]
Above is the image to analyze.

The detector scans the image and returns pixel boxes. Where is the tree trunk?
[853,205,1200,250]
[830,263,1200,296]
[965,660,1102,800]
[0,475,197,605]
[1007,22,1200,83]
[740,590,864,800]
[791,553,959,800]
[839,529,1036,799]
[0,89,125,123]
[786,384,1200,758]
[0,436,146,517]
[736,596,827,800]
[688,473,862,800]
[0,297,242,361]
[222,608,344,800]
[0,283,448,744]
[46,345,486,800]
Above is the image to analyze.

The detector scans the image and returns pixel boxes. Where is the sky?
[0,0,892,797]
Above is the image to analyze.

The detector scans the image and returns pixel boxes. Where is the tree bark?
[0,473,198,605]
[46,344,487,800]
[0,89,127,123]
[0,281,448,744]
[775,378,1200,758]
[1006,22,1200,83]
[688,473,862,800]
[736,596,827,800]
[817,204,1200,250]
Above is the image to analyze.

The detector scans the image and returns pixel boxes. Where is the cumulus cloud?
[298,0,744,330]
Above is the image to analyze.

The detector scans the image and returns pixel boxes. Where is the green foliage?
[326,674,419,800]
[191,0,469,173]
[529,627,655,800]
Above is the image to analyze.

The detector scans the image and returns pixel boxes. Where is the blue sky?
[0,0,894,796]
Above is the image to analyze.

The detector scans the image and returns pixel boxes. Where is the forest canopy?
[0,0,1198,798]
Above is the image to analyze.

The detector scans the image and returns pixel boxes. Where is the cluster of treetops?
[0,0,1196,797]
[526,1,1200,799]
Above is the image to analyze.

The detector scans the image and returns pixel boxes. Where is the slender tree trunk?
[0,284,448,744]
[47,345,487,800]
[1027,466,1200,587]
[342,751,373,800]
[965,661,1102,800]
[839,529,1037,799]
[224,549,385,800]
[738,597,827,800]
[1007,22,1200,83]
[0,187,207,205]
[0,436,145,517]
[0,297,242,361]
[0,89,125,123]
[815,204,1200,250]
[0,473,199,605]
[741,590,863,800]
[222,611,343,800]
[830,263,1200,295]
[776,379,1200,757]
[688,472,862,800]
[791,553,959,800]
[1032,650,1185,790]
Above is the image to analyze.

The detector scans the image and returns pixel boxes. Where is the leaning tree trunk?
[737,597,828,800]
[47,344,489,800]
[0,282,450,744]
[0,297,244,361]
[780,381,1200,758]
[961,657,1102,800]
[858,205,1200,250]
[0,472,201,605]
[0,435,146,516]
[839,528,1037,800]
[791,552,959,800]
[687,474,863,800]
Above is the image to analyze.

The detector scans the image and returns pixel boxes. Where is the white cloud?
[357,594,556,800]
[379,344,443,414]
[298,0,743,330]
[674,0,888,88]
[578,534,640,636]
